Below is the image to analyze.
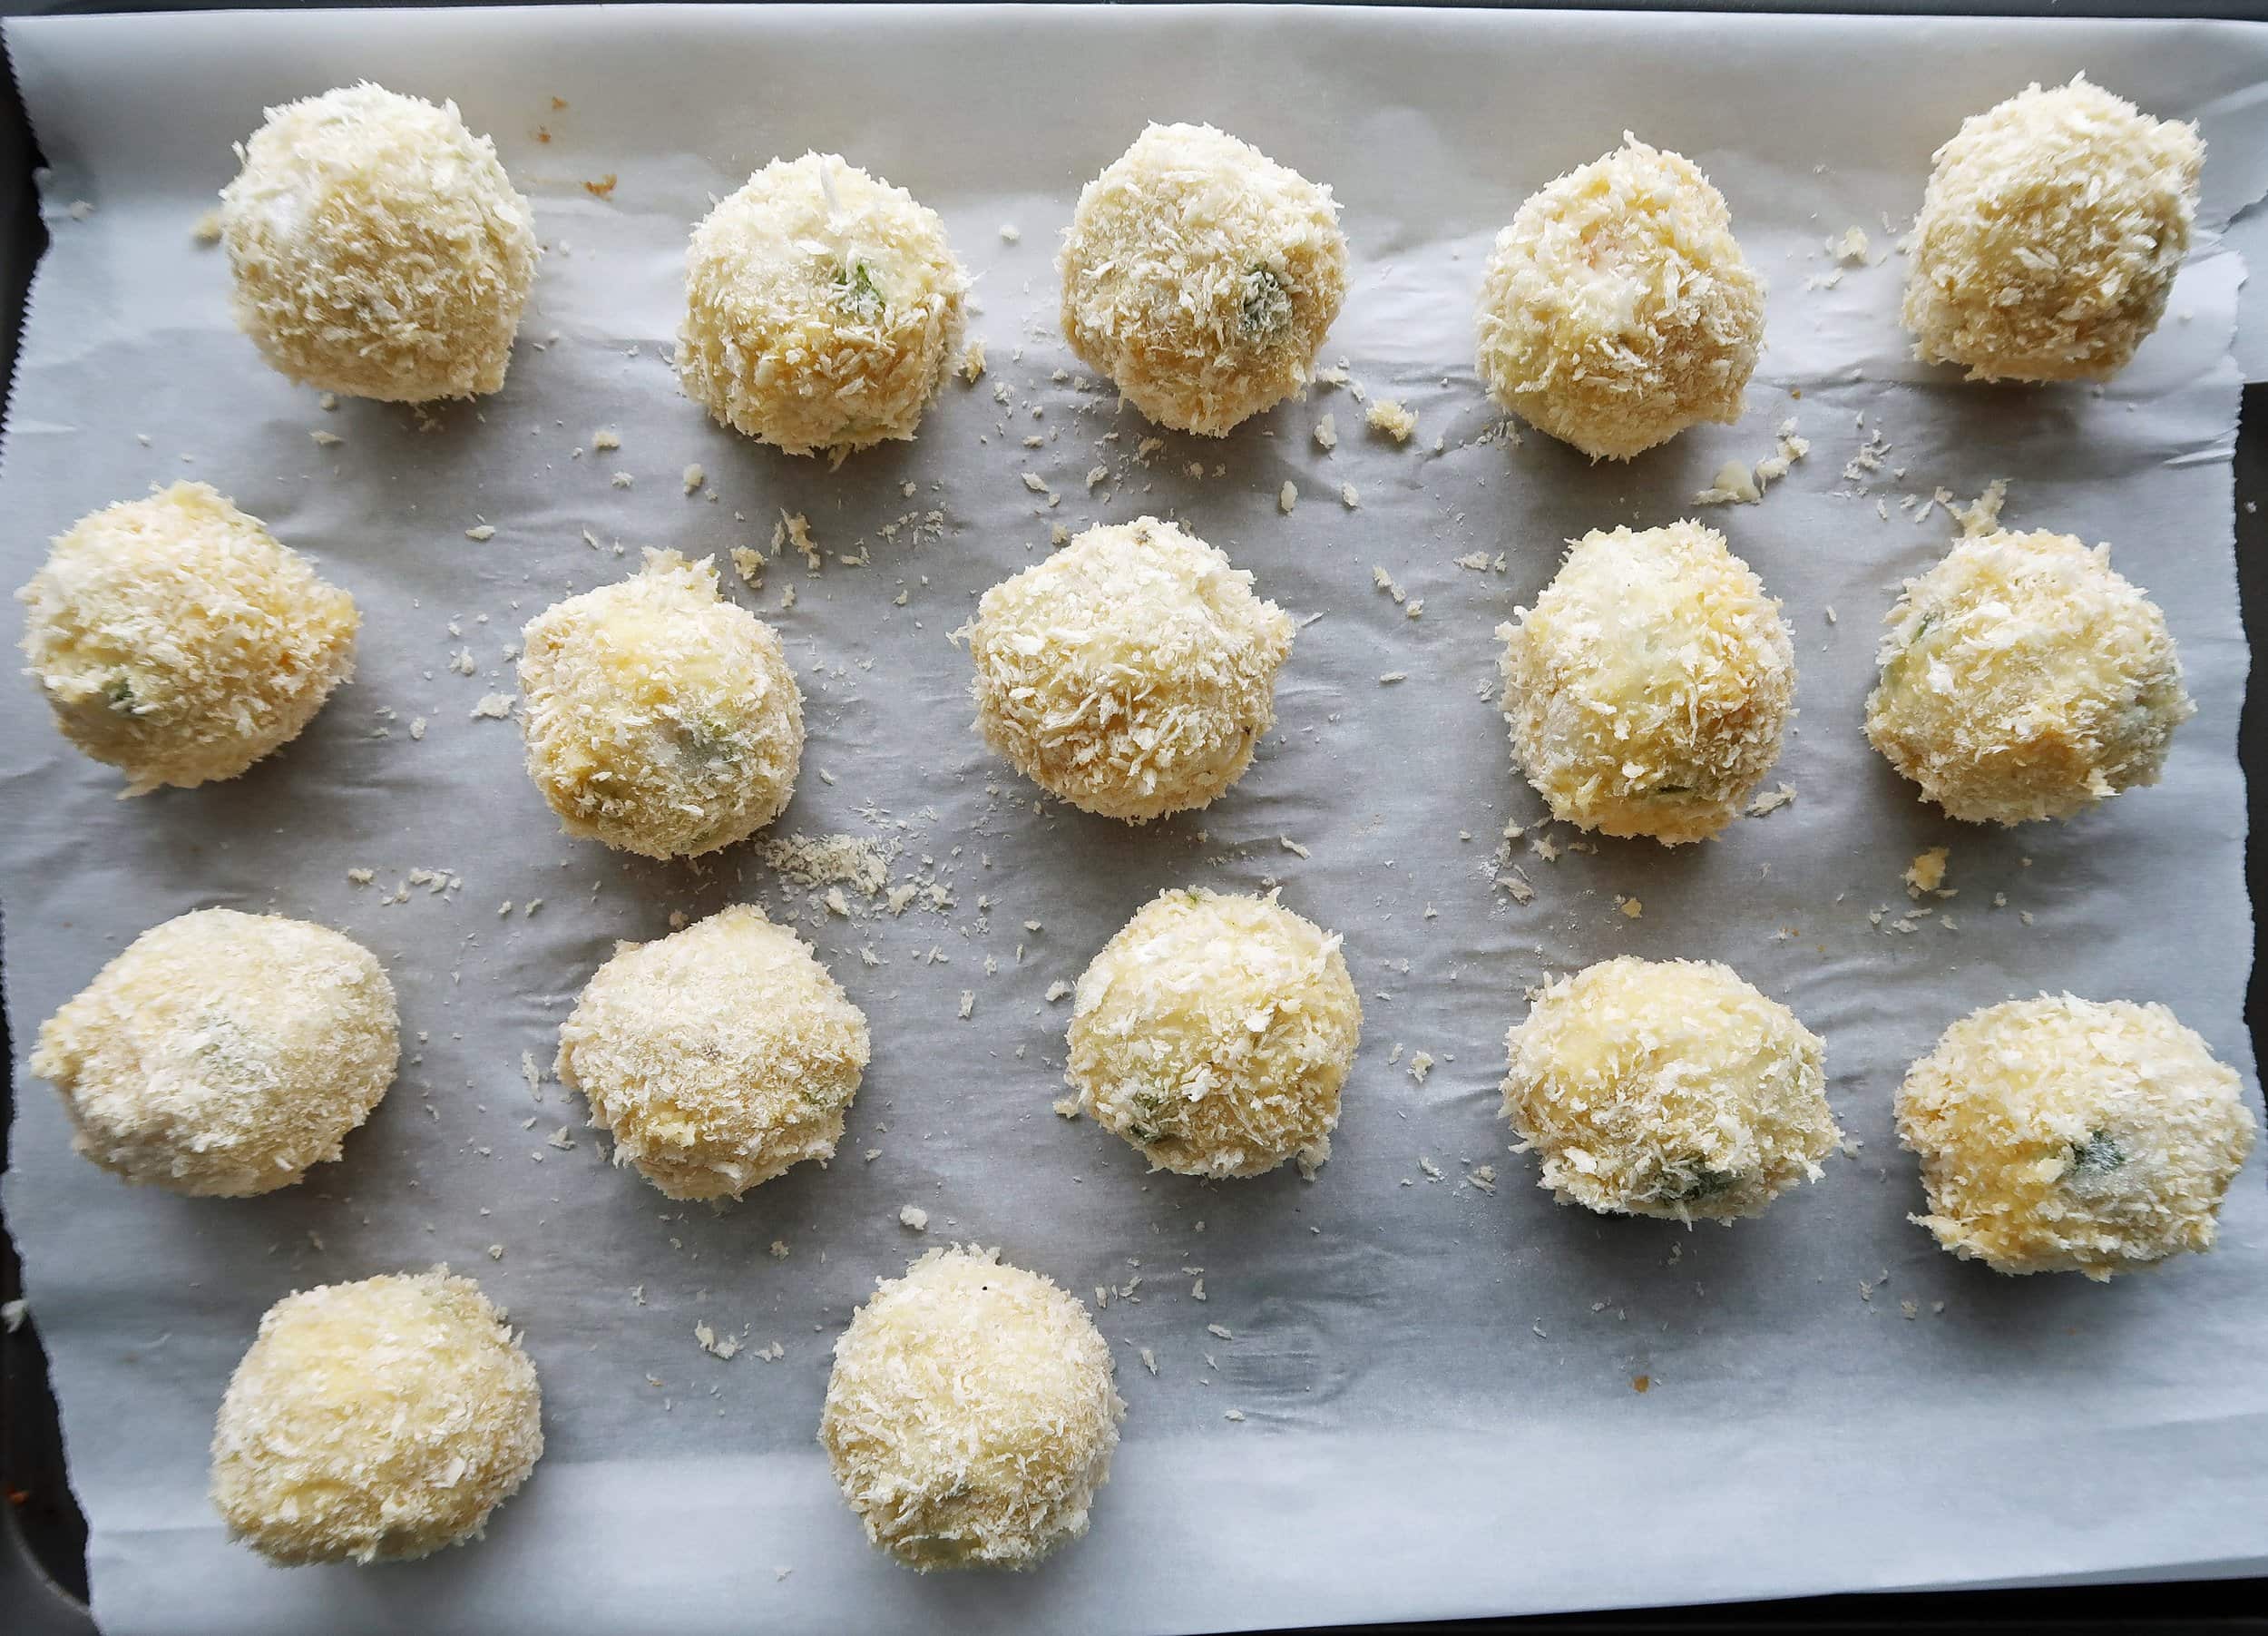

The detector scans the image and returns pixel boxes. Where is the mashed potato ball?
[679,152,967,456]
[967,517,1291,822]
[1897,995,2255,1279]
[210,1269,543,1564]
[1498,521,1793,845]
[1478,137,1765,460]
[556,904,869,1201]
[1060,123,1347,436]
[18,483,359,795]
[821,1246,1122,1571]
[1503,956,1836,1222]
[31,907,396,1197]
[220,83,538,402]
[1864,529,2191,825]
[519,549,803,859]
[1069,887,1362,1179]
[1904,76,2203,383]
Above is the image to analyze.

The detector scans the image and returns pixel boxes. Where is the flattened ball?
[1069,887,1362,1179]
[1060,123,1347,436]
[1503,956,1836,1222]
[220,83,538,402]
[821,1246,1122,1571]
[18,483,358,794]
[679,152,967,456]
[1897,995,2254,1279]
[556,904,870,1200]
[31,907,397,1197]
[1498,521,1793,845]
[519,549,804,859]
[210,1269,543,1564]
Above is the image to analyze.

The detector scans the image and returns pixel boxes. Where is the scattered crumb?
[898,1204,928,1232]
[1278,480,1297,514]
[1904,846,1950,896]
[1367,399,1416,443]
[1313,414,1337,453]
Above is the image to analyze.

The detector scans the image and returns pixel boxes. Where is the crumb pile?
[679,152,967,456]
[31,907,397,1196]
[18,483,358,794]
[556,904,870,1200]
[1864,528,2192,825]
[210,1269,542,1564]
[1060,123,1347,436]
[1477,136,1765,459]
[1503,956,1836,1222]
[1903,76,2203,383]
[968,517,1291,821]
[518,549,804,858]
[1069,887,1362,1179]
[220,83,538,402]
[1897,995,2254,1278]
[1497,521,1794,844]
[820,1246,1122,1571]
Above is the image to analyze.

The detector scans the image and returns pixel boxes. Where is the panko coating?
[966,516,1292,822]
[18,483,359,795]
[821,1246,1122,1572]
[1503,956,1836,1222]
[1060,122,1347,436]
[518,549,804,859]
[679,152,967,456]
[1863,529,2192,825]
[555,904,870,1201]
[220,83,538,402]
[210,1269,543,1564]
[1069,887,1362,1179]
[1477,137,1765,459]
[1497,521,1794,845]
[1904,76,2203,383]
[1897,995,2255,1279]
[31,907,397,1197]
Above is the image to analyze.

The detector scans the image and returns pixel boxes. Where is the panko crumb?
[1903,846,1950,896]
[1366,399,1416,443]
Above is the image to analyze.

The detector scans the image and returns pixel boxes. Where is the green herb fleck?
[104,673,135,712]
[834,260,885,323]
[2068,1130,2126,1177]
[1241,267,1291,339]
[1659,1165,1740,1204]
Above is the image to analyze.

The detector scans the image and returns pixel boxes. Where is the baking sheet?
[4,6,2267,1632]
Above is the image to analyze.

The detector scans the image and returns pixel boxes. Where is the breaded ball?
[519,549,803,859]
[1069,887,1362,1179]
[821,1246,1122,1571]
[1060,123,1347,436]
[555,904,869,1201]
[31,908,396,1197]
[967,517,1292,822]
[1864,529,2192,825]
[1498,521,1793,845]
[220,83,538,402]
[210,1269,543,1564]
[18,483,358,795]
[679,152,967,456]
[1478,137,1765,459]
[1503,956,1836,1222]
[1897,995,2255,1279]
[1904,76,2203,383]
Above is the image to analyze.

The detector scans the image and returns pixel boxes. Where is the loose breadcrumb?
[1365,399,1416,443]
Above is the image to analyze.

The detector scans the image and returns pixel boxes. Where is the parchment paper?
[5,7,2268,1633]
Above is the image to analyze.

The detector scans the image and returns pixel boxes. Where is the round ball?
[1498,521,1793,845]
[1896,995,2255,1279]
[210,1269,543,1564]
[1069,887,1362,1179]
[1060,122,1347,436]
[1477,137,1765,459]
[220,83,538,403]
[679,152,967,456]
[1503,956,1836,1222]
[31,908,397,1197]
[1903,76,2203,383]
[556,904,869,1201]
[17,483,358,795]
[518,549,804,859]
[821,1246,1123,1571]
[968,517,1292,822]
[1864,529,2192,825]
